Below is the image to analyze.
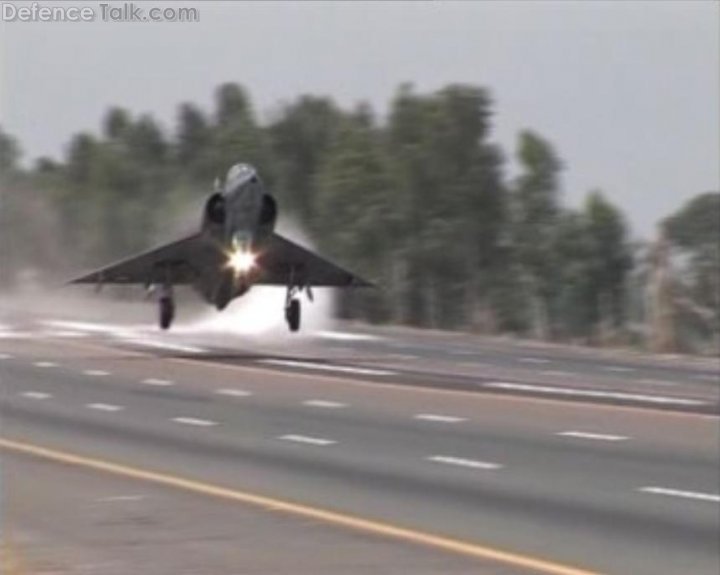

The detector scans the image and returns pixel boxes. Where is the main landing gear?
[285,297,300,332]
[284,282,312,333]
[158,285,175,330]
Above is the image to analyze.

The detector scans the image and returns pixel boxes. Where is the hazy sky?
[1,1,718,237]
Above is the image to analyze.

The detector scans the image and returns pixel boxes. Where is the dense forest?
[0,83,717,353]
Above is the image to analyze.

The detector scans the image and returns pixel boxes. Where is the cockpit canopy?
[227,163,253,181]
[225,163,258,190]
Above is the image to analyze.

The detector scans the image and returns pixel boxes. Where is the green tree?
[664,192,720,350]
[0,126,20,175]
[210,83,274,185]
[176,102,213,180]
[268,95,341,228]
[512,130,563,337]
[315,107,399,321]
[386,84,507,329]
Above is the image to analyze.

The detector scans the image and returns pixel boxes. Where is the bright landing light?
[227,249,256,273]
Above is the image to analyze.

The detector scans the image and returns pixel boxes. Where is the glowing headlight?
[227,250,256,273]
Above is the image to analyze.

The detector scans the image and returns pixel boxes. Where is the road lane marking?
[122,338,207,354]
[303,400,347,409]
[215,388,252,397]
[279,434,336,446]
[142,378,174,387]
[83,369,110,377]
[86,403,124,412]
[415,414,466,423]
[639,378,675,387]
[603,366,635,373]
[0,353,13,359]
[451,349,477,357]
[484,382,708,406]
[33,361,58,368]
[557,431,628,442]
[428,456,502,470]
[259,359,396,377]
[0,438,599,575]
[639,487,720,503]
[316,331,380,342]
[20,391,52,400]
[172,417,217,427]
[96,495,145,503]
[519,357,551,364]
[41,336,716,421]
[41,329,88,338]
[541,370,572,377]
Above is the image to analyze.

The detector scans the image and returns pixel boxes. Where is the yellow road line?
[0,437,600,575]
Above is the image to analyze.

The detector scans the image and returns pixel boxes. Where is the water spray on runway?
[177,218,337,338]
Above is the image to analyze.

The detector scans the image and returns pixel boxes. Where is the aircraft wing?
[256,233,373,287]
[68,232,220,285]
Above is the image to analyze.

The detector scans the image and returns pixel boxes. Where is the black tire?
[159,297,175,330]
[286,299,301,332]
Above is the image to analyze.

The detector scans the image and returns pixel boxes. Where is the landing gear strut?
[158,285,175,330]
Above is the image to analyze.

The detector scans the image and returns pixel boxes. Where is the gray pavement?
[1,314,718,575]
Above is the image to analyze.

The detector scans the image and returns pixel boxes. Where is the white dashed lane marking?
[604,366,635,373]
[414,414,466,423]
[279,434,336,446]
[541,370,572,377]
[84,370,110,377]
[558,431,629,442]
[123,338,206,354]
[86,403,124,412]
[142,378,174,387]
[519,357,551,365]
[215,388,252,397]
[427,456,502,470]
[96,495,146,503]
[172,417,217,427]
[303,400,347,409]
[639,378,676,387]
[484,382,708,406]
[33,361,58,368]
[259,359,396,377]
[21,391,52,400]
[639,487,720,503]
[0,353,13,360]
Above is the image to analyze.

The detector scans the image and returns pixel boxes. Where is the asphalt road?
[1,313,718,575]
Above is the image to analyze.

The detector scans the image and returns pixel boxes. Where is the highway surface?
[1,305,718,575]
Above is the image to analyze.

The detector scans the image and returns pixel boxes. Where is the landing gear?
[158,285,175,330]
[285,269,312,333]
[285,298,301,332]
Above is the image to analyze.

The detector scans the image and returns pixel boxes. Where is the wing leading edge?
[256,233,373,287]
[68,232,372,289]
[67,232,214,285]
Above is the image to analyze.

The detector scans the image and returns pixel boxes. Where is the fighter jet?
[69,163,371,332]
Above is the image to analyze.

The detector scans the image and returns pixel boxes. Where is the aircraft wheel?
[159,297,175,330]
[286,298,301,332]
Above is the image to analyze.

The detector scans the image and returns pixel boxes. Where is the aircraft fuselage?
[196,163,277,310]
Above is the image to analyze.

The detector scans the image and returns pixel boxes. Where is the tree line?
[0,82,717,352]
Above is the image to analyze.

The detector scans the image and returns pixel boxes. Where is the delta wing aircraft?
[69,163,371,332]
